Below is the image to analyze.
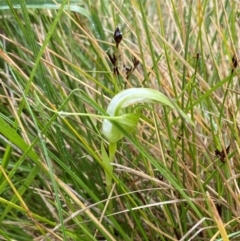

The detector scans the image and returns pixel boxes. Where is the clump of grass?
[0,1,240,241]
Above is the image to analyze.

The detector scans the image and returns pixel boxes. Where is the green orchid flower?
[102,88,193,142]
[101,88,194,207]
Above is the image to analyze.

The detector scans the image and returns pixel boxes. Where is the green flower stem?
[101,141,117,214]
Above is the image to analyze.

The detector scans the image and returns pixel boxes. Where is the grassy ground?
[0,0,240,240]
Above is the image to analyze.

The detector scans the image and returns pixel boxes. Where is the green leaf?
[0,0,90,19]
[0,117,39,162]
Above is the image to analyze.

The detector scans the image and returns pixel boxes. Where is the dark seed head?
[114,27,122,48]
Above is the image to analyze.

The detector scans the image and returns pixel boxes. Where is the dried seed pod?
[124,64,132,79]
[215,144,230,163]
[113,66,120,75]
[114,27,122,48]
[107,52,117,65]
[107,52,119,75]
[132,56,139,70]
[157,173,164,181]
[232,54,238,73]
